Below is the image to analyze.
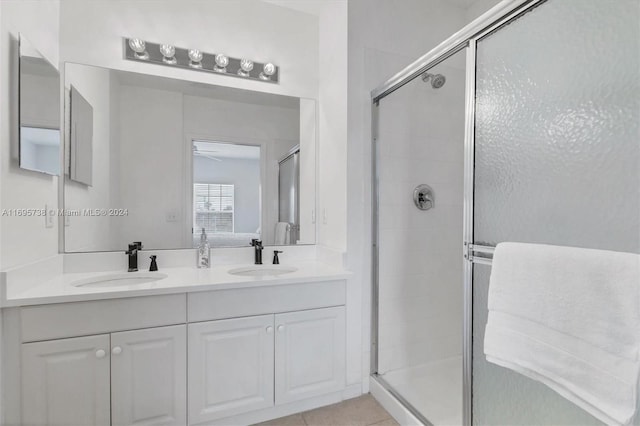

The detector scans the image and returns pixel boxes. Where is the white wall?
[298,98,317,245]
[0,0,60,270]
[316,1,348,252]
[59,0,319,99]
[0,2,60,423]
[466,0,503,22]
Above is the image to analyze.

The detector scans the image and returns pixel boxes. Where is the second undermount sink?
[71,272,168,288]
[228,265,298,277]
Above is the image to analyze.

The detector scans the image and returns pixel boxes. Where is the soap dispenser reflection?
[197,228,210,268]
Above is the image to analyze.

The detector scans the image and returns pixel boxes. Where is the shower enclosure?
[278,148,300,244]
[371,0,639,425]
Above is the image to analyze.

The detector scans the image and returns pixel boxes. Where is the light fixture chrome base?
[123,38,279,84]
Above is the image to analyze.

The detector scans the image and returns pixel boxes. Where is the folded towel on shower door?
[484,242,640,426]
[274,222,291,245]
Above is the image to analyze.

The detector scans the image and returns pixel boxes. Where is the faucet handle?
[149,255,158,272]
[273,250,283,264]
[125,242,143,255]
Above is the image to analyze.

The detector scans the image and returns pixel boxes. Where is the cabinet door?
[188,315,274,424]
[111,325,187,426]
[21,334,111,426]
[275,306,345,404]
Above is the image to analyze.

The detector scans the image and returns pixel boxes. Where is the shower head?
[421,72,446,89]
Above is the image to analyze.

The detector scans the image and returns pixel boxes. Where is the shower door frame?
[370,1,544,425]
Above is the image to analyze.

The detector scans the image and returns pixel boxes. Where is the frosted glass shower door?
[472,0,640,424]
[375,48,467,425]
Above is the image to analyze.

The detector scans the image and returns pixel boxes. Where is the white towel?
[484,242,640,425]
[274,222,290,245]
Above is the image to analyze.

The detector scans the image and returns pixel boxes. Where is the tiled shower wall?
[377,50,466,375]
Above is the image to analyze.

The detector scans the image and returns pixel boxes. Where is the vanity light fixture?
[128,38,149,60]
[159,44,176,64]
[214,54,229,73]
[238,59,254,77]
[188,49,203,68]
[259,62,276,81]
[123,38,279,83]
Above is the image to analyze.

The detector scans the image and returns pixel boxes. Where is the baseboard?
[203,384,364,426]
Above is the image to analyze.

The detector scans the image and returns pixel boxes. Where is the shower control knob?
[413,184,435,211]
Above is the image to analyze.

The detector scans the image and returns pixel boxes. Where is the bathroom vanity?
[5,19,353,426]
[1,258,351,425]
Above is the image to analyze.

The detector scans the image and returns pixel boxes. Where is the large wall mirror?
[19,34,61,175]
[63,63,317,252]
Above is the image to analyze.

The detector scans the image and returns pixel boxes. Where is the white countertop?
[2,261,351,307]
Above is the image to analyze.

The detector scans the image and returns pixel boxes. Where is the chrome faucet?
[125,241,143,272]
[250,239,263,265]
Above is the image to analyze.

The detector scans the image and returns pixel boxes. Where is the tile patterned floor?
[254,394,399,426]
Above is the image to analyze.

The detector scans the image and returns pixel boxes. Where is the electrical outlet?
[44,205,54,228]
[166,211,179,222]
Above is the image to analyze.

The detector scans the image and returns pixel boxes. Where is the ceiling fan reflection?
[192,146,222,162]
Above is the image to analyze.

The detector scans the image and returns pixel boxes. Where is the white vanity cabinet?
[188,306,345,425]
[188,315,275,424]
[275,306,345,404]
[21,325,187,426]
[9,279,348,426]
[111,325,187,426]
[21,334,112,426]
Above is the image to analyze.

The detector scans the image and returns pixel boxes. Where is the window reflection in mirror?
[19,34,60,175]
[192,141,261,248]
[63,63,317,252]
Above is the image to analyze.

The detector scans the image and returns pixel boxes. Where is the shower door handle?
[464,243,496,265]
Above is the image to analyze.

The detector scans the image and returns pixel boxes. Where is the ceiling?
[446,0,481,8]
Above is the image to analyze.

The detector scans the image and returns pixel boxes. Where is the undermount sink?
[228,265,298,277]
[71,272,168,288]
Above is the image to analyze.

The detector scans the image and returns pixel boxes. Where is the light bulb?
[188,49,203,68]
[259,62,276,80]
[214,54,229,73]
[128,38,149,60]
[159,44,176,64]
[238,59,254,77]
